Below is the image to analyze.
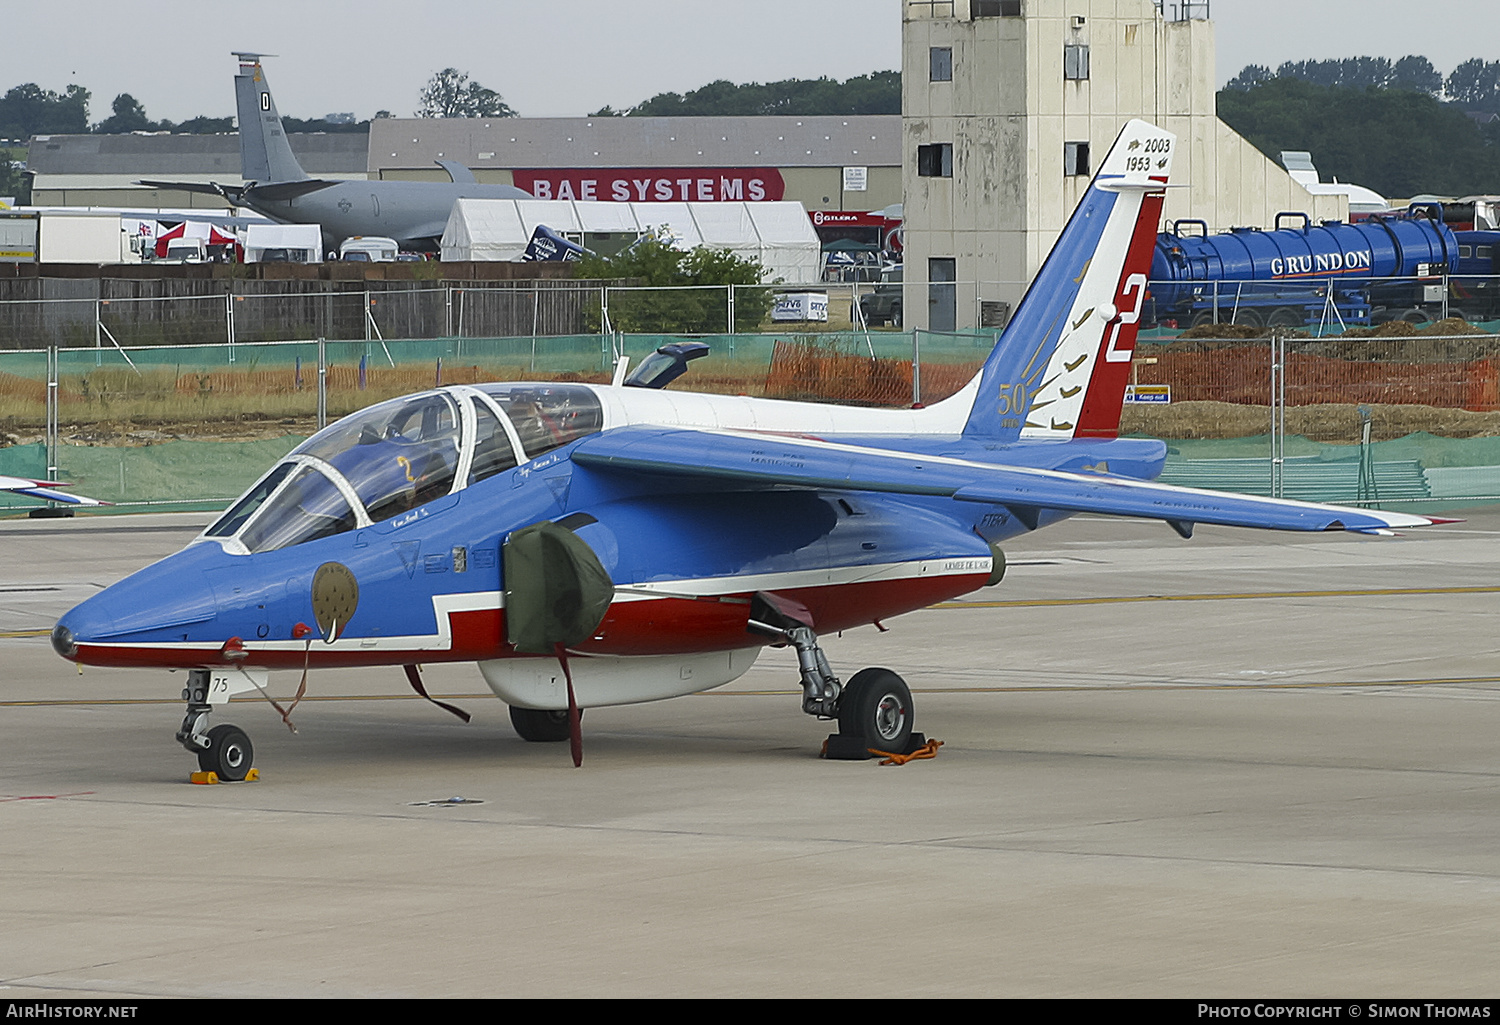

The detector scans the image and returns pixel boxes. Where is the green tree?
[94,92,152,133]
[575,234,772,333]
[1223,64,1272,92]
[1392,56,1443,96]
[416,68,517,118]
[0,82,89,138]
[1446,58,1500,111]
[628,71,900,117]
[0,158,30,204]
[171,115,235,134]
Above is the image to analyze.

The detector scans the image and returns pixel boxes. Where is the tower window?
[930,47,953,82]
[918,143,954,178]
[1064,45,1091,80]
[1064,142,1090,177]
[972,0,1022,16]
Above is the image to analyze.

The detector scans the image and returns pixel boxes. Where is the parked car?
[858,265,903,327]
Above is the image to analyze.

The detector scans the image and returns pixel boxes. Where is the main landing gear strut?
[176,668,260,781]
[748,594,921,759]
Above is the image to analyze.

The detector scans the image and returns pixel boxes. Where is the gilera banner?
[512,168,786,203]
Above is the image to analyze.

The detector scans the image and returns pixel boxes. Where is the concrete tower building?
[902,0,1345,331]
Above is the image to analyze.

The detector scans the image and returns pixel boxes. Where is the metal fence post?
[727,283,735,333]
[1270,328,1285,499]
[46,344,58,483]
[225,291,236,364]
[445,285,453,339]
[912,329,922,407]
[317,336,327,430]
[94,297,102,366]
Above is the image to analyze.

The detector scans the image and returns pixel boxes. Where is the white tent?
[441,199,820,283]
[442,200,528,262]
[745,203,823,284]
[243,223,323,263]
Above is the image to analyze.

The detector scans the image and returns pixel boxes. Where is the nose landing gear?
[176,668,261,782]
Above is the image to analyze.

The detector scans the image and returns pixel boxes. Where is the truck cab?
[338,236,399,263]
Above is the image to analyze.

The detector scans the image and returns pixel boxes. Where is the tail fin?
[963,119,1173,441]
[233,53,309,184]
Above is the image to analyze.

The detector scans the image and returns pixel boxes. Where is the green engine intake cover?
[503,520,615,655]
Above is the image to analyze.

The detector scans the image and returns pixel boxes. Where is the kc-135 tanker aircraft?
[53,121,1450,779]
[139,53,532,253]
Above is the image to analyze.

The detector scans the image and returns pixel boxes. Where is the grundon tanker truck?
[1146,205,1500,329]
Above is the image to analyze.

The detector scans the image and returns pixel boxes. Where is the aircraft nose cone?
[51,623,76,659]
[54,542,226,664]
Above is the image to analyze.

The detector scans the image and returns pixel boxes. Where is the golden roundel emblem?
[311,562,359,642]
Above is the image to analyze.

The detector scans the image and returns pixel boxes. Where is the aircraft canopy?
[205,384,603,554]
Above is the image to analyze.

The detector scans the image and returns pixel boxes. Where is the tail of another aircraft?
[961,119,1173,442]
[233,53,309,184]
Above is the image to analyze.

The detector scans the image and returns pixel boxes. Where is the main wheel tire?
[1267,307,1304,328]
[1189,311,1218,328]
[197,724,253,781]
[837,668,914,753]
[509,705,578,742]
[1231,307,1264,328]
[1400,307,1433,324]
[889,302,902,327]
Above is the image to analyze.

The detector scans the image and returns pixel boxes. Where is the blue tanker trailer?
[1146,205,1493,329]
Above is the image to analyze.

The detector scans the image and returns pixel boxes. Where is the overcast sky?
[5,0,1497,124]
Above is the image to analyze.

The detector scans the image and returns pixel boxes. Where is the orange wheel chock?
[870,738,943,765]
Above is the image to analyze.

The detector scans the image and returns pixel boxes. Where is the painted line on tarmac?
[932,585,1500,610]
[707,677,1500,695]
[8,676,1500,708]
[1,629,51,638]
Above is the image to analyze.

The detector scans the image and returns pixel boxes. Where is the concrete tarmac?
[2,509,1499,998]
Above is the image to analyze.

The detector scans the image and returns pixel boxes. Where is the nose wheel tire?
[197,724,254,781]
[837,668,914,752]
[509,705,580,743]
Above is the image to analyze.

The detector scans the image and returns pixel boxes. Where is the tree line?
[1,67,902,142]
[1218,56,1500,197]
[1223,56,1500,111]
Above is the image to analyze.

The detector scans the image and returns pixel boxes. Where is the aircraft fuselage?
[52,383,1168,710]
[245,180,531,253]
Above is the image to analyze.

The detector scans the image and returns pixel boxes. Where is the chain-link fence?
[6,272,1500,514]
[1128,327,1500,506]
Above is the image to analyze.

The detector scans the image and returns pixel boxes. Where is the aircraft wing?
[571,426,1445,534]
[246,179,339,201]
[0,475,106,506]
[135,180,247,204]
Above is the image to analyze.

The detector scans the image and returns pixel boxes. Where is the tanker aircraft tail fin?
[233,52,310,184]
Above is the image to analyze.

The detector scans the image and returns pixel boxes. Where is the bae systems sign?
[512,169,786,203]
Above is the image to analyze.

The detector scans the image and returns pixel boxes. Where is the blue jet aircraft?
[54,121,1451,779]
[3,476,105,510]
